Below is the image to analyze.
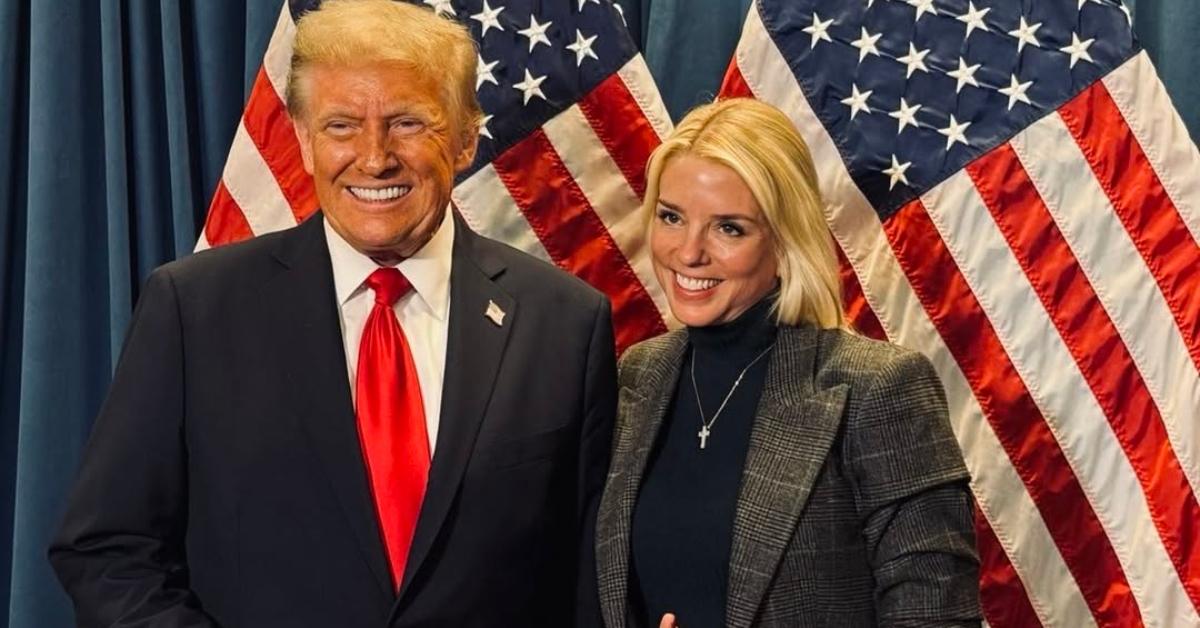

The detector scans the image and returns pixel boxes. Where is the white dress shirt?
[324,209,453,453]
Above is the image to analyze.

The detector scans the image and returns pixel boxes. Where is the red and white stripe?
[198,6,303,251]
[723,2,1200,626]
[201,4,672,351]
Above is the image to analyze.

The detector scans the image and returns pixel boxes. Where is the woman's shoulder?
[617,329,687,387]
[805,327,939,390]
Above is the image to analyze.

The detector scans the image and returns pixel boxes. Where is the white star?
[476,56,499,90]
[998,74,1034,110]
[897,43,932,78]
[1078,0,1103,10]
[866,0,876,7]
[850,27,883,63]
[957,2,991,39]
[423,0,455,17]
[840,84,874,120]
[513,69,548,105]
[938,114,972,150]
[906,0,939,21]
[1060,32,1096,68]
[802,13,835,50]
[1009,17,1042,53]
[518,14,553,53]
[566,29,599,67]
[946,57,981,93]
[889,98,922,134]
[578,0,600,10]
[471,1,505,38]
[479,114,494,140]
[883,155,913,190]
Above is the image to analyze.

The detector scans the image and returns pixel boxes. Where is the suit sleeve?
[845,350,981,627]
[48,267,217,627]
[575,295,617,628]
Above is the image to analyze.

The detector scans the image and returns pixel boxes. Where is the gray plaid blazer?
[595,325,981,628]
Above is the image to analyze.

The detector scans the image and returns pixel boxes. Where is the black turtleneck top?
[630,296,778,628]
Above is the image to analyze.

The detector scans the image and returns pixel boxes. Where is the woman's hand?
[659,613,678,628]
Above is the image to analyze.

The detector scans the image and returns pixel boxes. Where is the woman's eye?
[652,208,681,225]
[657,208,682,225]
[717,222,745,237]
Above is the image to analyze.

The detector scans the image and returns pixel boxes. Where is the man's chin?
[358,230,436,263]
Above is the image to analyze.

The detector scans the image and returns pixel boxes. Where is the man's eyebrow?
[316,107,360,118]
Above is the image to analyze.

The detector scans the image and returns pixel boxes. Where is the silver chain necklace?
[690,342,776,450]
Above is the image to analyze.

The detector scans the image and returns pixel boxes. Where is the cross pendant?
[698,425,711,450]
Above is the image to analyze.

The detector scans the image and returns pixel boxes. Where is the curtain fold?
[0,1,28,619]
[1131,0,1200,141]
[635,0,753,121]
[0,2,281,625]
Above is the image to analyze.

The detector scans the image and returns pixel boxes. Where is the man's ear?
[294,117,316,175]
[453,121,480,173]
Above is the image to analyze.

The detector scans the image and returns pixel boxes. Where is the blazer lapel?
[596,332,687,628]
[264,214,394,598]
[395,217,515,602]
[725,326,849,628]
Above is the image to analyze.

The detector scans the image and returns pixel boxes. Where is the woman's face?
[650,154,779,327]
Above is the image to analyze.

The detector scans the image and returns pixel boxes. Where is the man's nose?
[357,128,399,176]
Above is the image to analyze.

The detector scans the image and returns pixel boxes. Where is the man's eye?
[325,121,354,135]
[394,118,426,135]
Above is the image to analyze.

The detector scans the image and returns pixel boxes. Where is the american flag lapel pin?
[485,299,506,327]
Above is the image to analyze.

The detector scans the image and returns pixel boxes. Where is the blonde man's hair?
[642,98,846,329]
[286,0,481,136]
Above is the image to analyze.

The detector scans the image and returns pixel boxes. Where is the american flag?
[719,0,1200,625]
[198,0,673,352]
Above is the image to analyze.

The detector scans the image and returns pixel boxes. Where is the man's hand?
[659,612,678,628]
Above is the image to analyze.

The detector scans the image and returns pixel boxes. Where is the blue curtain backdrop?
[0,2,280,624]
[0,1,1196,625]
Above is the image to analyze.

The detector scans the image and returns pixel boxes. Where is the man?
[48,1,615,626]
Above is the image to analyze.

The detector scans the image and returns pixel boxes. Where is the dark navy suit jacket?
[50,212,616,628]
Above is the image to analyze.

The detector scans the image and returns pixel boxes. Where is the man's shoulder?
[467,231,604,306]
[152,224,301,293]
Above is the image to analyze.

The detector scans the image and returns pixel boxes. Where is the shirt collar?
[323,207,454,321]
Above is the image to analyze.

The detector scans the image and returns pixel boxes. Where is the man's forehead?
[303,63,447,108]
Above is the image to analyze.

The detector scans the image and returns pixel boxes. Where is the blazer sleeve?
[575,295,618,628]
[48,267,217,627]
[844,349,981,627]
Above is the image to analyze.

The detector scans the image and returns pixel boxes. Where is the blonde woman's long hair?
[642,98,845,329]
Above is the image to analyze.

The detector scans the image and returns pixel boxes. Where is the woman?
[595,99,980,628]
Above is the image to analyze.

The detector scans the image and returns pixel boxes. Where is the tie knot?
[365,268,412,306]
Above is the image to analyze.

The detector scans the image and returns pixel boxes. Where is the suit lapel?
[396,217,515,602]
[725,327,849,628]
[596,332,687,628]
[264,214,394,598]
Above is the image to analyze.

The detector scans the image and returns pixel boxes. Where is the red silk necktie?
[356,268,430,590]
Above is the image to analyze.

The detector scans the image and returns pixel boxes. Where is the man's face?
[294,60,477,263]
